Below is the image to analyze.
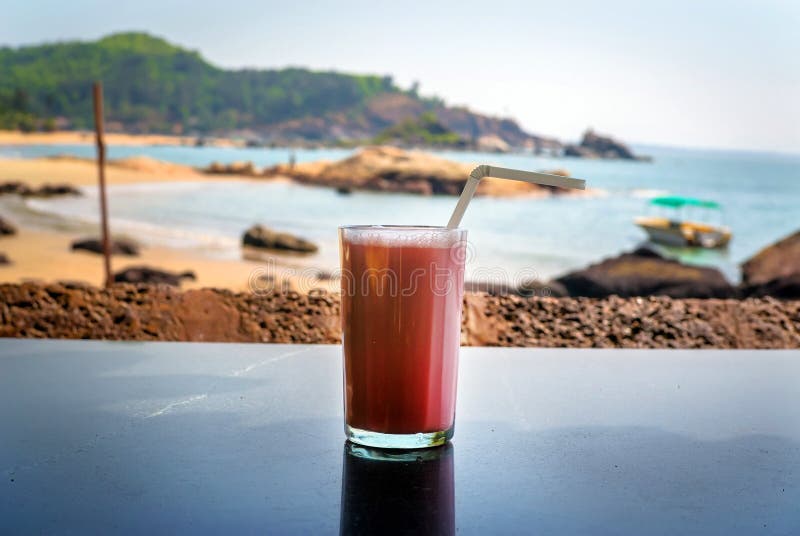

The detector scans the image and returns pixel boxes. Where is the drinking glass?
[339,225,467,448]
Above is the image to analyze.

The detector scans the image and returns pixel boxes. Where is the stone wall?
[1,283,798,348]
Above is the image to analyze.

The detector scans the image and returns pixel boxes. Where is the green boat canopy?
[649,196,721,209]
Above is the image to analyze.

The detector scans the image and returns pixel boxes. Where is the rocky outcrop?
[556,247,735,298]
[0,181,82,197]
[242,225,319,253]
[204,161,259,176]
[564,129,650,161]
[475,135,510,153]
[0,216,17,236]
[259,92,560,150]
[113,266,196,286]
[741,230,800,299]
[71,237,140,256]
[0,283,797,348]
[264,146,577,197]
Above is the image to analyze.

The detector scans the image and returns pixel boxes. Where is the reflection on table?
[340,442,455,535]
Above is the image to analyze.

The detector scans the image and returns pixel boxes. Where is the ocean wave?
[24,196,239,252]
[630,188,669,199]
[0,148,24,158]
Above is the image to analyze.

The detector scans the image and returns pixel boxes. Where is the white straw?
[447,165,586,228]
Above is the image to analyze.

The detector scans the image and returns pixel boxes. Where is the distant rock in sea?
[740,229,800,299]
[556,247,734,298]
[564,129,651,161]
[242,225,319,254]
[475,134,510,153]
[204,161,259,176]
[264,146,580,197]
[71,237,140,256]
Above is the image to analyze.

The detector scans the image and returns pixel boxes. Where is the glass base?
[345,424,453,449]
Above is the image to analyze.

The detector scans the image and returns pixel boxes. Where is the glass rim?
[339,225,464,232]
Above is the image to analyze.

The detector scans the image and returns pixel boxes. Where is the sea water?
[1,143,798,283]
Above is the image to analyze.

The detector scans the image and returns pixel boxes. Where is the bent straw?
[447,165,586,228]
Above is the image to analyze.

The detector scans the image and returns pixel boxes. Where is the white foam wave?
[24,196,239,252]
[631,189,669,199]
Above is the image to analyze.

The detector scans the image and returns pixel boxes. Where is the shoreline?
[0,228,336,293]
[0,130,243,148]
[0,155,331,291]
[0,154,245,187]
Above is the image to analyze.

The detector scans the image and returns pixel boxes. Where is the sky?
[2,0,799,153]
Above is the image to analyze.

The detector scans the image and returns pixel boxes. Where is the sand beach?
[0,154,325,291]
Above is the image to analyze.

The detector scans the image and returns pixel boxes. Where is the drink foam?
[340,225,466,248]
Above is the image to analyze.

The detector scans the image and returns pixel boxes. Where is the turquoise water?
[2,143,798,283]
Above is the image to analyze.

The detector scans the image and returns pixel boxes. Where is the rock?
[335,186,353,195]
[0,181,32,195]
[556,247,735,298]
[0,181,82,197]
[265,146,573,198]
[71,237,140,256]
[203,161,258,176]
[242,225,319,253]
[475,134,510,153]
[0,253,9,265]
[0,216,17,236]
[25,183,82,197]
[564,129,650,161]
[113,266,196,286]
[741,230,800,298]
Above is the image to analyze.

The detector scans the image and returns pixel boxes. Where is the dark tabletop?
[1,340,798,535]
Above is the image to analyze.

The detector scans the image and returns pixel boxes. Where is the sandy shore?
[0,156,324,291]
[0,130,242,147]
[1,227,335,292]
[0,154,217,186]
[1,228,269,291]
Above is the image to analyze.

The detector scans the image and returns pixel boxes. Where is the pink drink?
[339,226,466,449]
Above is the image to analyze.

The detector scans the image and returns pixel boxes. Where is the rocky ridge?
[260,146,578,197]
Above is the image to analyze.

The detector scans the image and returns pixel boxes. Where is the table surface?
[1,340,798,535]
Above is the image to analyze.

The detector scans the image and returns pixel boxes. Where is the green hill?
[373,112,465,147]
[0,32,554,148]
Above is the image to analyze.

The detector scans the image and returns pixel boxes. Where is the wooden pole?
[92,82,112,288]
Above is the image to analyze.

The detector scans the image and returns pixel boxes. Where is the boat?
[635,196,732,249]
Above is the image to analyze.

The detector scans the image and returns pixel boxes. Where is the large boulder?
[26,183,82,197]
[556,247,735,298]
[114,266,196,286]
[264,146,575,197]
[0,181,82,197]
[0,181,32,195]
[242,225,318,254]
[564,129,650,161]
[0,216,17,236]
[204,161,258,176]
[71,237,140,256]
[741,230,800,299]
